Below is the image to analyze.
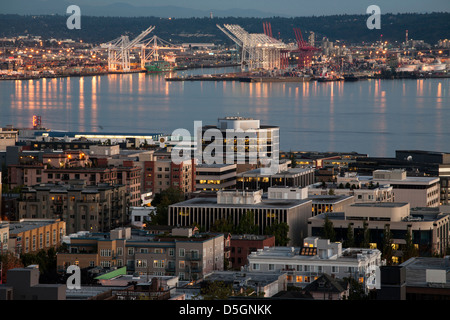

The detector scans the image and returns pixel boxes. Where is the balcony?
[185,253,202,261]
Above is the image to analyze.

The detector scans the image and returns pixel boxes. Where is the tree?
[382,224,394,265]
[343,223,355,248]
[321,216,336,242]
[265,220,290,246]
[0,252,23,283]
[147,187,185,226]
[235,210,258,235]
[210,217,234,233]
[402,228,418,263]
[194,281,233,300]
[328,188,335,195]
[360,221,371,248]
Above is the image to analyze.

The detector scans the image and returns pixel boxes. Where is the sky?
[1,0,449,17]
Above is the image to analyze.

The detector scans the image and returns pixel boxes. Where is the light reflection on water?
[1,68,449,157]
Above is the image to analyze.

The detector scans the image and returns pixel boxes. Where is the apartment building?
[5,219,66,255]
[8,163,141,207]
[308,202,450,259]
[144,156,195,194]
[56,227,224,281]
[17,181,129,234]
[0,222,8,253]
[246,236,383,292]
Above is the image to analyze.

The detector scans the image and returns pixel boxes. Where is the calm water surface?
[0,67,449,157]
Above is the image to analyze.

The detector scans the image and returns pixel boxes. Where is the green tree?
[321,216,336,242]
[210,216,234,233]
[194,281,233,300]
[147,187,185,226]
[382,224,394,265]
[359,221,370,248]
[235,210,258,235]
[402,228,418,263]
[343,277,368,300]
[343,223,355,248]
[265,219,290,246]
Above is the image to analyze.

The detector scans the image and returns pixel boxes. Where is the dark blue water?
[0,67,448,157]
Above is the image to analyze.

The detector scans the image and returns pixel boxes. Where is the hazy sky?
[71,0,450,14]
[3,0,449,16]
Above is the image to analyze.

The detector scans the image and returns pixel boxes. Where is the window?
[128,247,134,255]
[179,248,185,257]
[252,263,260,270]
[140,248,148,253]
[179,260,185,269]
[39,234,43,248]
[46,231,50,247]
[136,259,147,268]
[153,260,165,268]
[169,248,175,257]
[32,235,36,251]
[296,276,303,282]
[100,249,112,257]
[117,247,123,256]
[332,266,339,273]
[52,230,56,245]
[269,264,275,271]
[89,261,95,267]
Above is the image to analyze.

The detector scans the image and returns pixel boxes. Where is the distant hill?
[0,13,449,45]
[1,1,286,18]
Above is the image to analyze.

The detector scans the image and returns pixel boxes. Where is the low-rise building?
[308,202,450,259]
[57,227,224,281]
[236,167,315,192]
[360,169,440,207]
[0,265,66,300]
[168,189,312,246]
[5,218,66,255]
[229,234,275,270]
[246,236,383,292]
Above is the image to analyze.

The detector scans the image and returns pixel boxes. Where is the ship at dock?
[145,60,176,73]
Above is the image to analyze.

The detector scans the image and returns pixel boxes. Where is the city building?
[0,222,8,253]
[5,218,66,256]
[0,128,18,151]
[168,189,312,246]
[201,117,280,171]
[8,163,141,207]
[359,169,440,207]
[56,227,224,281]
[195,164,236,191]
[246,236,383,292]
[0,265,66,300]
[399,256,450,300]
[308,172,394,203]
[130,206,155,229]
[308,203,450,259]
[310,194,355,217]
[143,150,196,194]
[302,273,350,300]
[229,234,275,270]
[236,166,315,192]
[200,270,287,298]
[17,181,129,234]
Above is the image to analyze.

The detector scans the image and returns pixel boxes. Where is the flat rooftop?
[170,196,311,209]
[400,257,450,288]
